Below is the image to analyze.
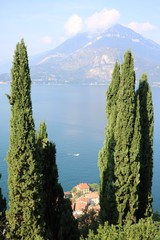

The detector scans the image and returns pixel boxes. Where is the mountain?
[2,24,160,85]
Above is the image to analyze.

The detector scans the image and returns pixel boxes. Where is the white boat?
[73,153,80,157]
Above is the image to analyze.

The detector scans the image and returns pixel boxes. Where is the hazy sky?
[0,0,160,66]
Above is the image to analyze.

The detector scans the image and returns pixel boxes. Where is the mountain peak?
[29,24,160,85]
[103,24,142,40]
[108,24,132,32]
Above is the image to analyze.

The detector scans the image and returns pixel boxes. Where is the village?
[64,183,100,218]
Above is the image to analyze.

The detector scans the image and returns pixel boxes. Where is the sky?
[0,0,160,70]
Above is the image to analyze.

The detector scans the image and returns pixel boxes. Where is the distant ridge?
[1,24,160,85]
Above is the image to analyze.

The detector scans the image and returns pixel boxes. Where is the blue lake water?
[0,84,159,212]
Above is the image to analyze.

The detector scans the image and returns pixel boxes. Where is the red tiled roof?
[76,183,90,190]
[85,192,99,199]
[75,200,88,212]
[76,197,89,203]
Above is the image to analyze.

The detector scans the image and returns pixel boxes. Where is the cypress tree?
[37,121,60,239]
[37,122,79,240]
[58,197,79,240]
[6,39,44,239]
[137,73,154,219]
[114,50,139,224]
[98,62,120,224]
[127,93,141,223]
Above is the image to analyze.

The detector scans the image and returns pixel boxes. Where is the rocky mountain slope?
[2,24,160,85]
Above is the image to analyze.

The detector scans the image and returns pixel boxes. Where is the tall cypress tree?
[37,121,60,239]
[6,39,44,239]
[137,73,154,219]
[58,197,79,240]
[98,62,120,224]
[114,50,139,224]
[128,93,141,223]
[37,122,79,240]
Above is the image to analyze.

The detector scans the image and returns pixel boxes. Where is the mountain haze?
[1,24,160,85]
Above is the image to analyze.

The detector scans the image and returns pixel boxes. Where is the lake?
[0,84,160,212]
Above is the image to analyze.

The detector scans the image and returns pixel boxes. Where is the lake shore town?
[64,183,100,218]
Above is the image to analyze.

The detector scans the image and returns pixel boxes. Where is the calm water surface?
[0,84,159,212]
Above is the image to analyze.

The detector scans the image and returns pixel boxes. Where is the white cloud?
[86,9,120,33]
[64,14,83,36]
[128,22,157,33]
[41,36,53,45]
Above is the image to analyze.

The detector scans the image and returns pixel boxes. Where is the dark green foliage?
[99,50,142,225]
[58,197,79,240]
[128,94,141,223]
[98,62,120,224]
[78,209,99,239]
[85,218,160,240]
[37,122,58,239]
[88,184,99,192]
[37,122,79,240]
[6,39,44,239]
[137,74,154,219]
[113,50,139,224]
[153,212,160,222]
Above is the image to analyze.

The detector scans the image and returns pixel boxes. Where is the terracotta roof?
[76,183,90,190]
[85,192,99,199]
[76,197,89,203]
[75,200,88,212]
